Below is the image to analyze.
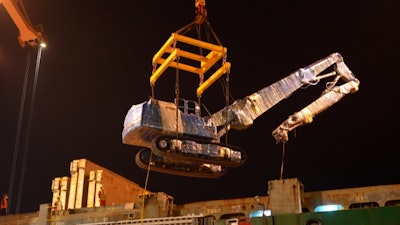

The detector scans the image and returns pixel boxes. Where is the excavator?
[0,0,46,47]
[122,1,360,178]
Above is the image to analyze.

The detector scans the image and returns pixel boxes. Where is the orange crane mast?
[0,0,45,47]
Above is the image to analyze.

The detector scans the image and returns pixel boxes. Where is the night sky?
[0,0,399,214]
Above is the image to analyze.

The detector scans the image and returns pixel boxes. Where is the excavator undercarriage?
[135,148,228,179]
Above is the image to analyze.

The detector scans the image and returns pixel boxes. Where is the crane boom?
[1,0,45,47]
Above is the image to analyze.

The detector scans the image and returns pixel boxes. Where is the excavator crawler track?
[151,136,246,168]
[135,148,227,179]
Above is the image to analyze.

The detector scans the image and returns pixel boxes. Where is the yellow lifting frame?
[150,32,230,97]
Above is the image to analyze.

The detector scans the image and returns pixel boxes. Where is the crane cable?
[142,48,181,224]
[8,52,31,215]
[223,57,230,146]
[280,143,286,180]
[8,45,45,214]
[140,149,153,225]
[174,57,180,138]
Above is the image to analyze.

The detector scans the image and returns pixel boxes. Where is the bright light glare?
[314,204,344,212]
[40,42,47,48]
[249,209,271,218]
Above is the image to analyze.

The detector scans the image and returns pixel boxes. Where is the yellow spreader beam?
[150,32,230,97]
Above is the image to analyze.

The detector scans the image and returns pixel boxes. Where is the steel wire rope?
[200,17,232,147]
[280,143,286,180]
[141,149,153,225]
[8,51,31,215]
[174,58,180,138]
[16,46,44,214]
[223,71,230,146]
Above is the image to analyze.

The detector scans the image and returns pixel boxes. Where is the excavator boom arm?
[208,53,359,138]
[272,79,359,143]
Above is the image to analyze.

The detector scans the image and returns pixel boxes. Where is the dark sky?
[0,0,399,214]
